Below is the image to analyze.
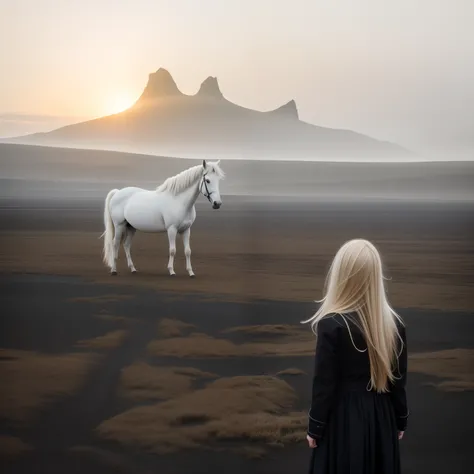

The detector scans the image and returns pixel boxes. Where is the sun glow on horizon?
[105,94,137,115]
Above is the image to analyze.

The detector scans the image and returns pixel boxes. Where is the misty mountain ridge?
[2,68,415,161]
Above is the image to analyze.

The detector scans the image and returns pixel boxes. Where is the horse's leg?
[166,226,178,276]
[182,227,194,277]
[123,226,137,273]
[111,222,126,275]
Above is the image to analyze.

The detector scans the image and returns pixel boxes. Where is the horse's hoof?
[131,270,137,274]
[111,271,117,276]
[170,273,176,277]
[189,274,195,278]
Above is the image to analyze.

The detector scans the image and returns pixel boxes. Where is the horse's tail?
[101,188,118,269]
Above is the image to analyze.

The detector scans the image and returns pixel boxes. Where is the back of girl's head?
[303,238,403,392]
[324,239,385,312]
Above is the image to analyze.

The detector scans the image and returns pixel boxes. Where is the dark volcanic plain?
[1,194,474,473]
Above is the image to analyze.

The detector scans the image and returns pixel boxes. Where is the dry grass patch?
[205,411,306,444]
[147,330,314,358]
[0,436,32,458]
[147,333,237,358]
[276,368,306,376]
[0,349,98,425]
[120,362,217,401]
[242,339,314,357]
[409,349,474,391]
[157,318,196,338]
[223,324,304,338]
[69,294,134,304]
[94,311,136,324]
[97,375,306,454]
[76,330,128,350]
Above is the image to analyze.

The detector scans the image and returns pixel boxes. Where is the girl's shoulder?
[323,312,359,326]
[318,312,353,332]
[320,312,365,338]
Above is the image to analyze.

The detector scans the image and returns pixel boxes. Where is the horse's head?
[201,159,224,209]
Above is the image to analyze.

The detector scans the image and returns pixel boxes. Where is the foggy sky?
[1,0,473,155]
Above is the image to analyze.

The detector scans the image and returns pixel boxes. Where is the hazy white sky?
[1,0,473,151]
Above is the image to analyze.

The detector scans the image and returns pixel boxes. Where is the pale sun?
[106,95,136,115]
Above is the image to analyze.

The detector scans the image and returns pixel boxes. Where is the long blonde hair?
[303,239,403,393]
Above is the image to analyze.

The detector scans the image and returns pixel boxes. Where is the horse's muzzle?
[212,202,221,210]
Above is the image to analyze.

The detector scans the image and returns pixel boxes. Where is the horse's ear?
[216,159,221,165]
[202,160,207,169]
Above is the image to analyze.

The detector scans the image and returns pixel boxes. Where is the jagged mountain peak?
[197,76,223,99]
[270,99,299,119]
[136,67,182,103]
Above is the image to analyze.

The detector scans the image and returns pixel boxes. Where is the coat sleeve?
[389,323,409,431]
[307,316,339,439]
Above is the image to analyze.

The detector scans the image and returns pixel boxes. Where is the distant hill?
[2,143,473,202]
[2,68,415,161]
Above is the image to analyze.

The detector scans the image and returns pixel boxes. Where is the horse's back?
[111,186,147,204]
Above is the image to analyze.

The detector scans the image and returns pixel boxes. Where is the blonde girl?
[304,239,408,474]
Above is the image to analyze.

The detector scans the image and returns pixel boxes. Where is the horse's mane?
[156,165,203,195]
[155,161,225,196]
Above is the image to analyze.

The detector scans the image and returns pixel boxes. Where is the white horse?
[101,159,224,277]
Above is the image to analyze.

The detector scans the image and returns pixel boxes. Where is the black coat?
[307,313,409,474]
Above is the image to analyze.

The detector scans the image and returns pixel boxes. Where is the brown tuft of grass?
[94,312,136,324]
[69,294,134,304]
[205,412,306,444]
[409,348,474,391]
[76,330,128,350]
[223,324,304,338]
[0,436,32,458]
[172,366,218,377]
[147,333,237,358]
[157,318,196,338]
[97,375,305,454]
[120,362,216,401]
[276,368,306,376]
[147,331,314,358]
[0,349,98,425]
